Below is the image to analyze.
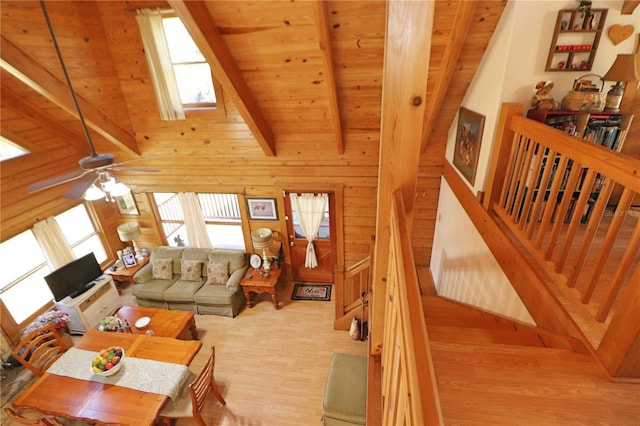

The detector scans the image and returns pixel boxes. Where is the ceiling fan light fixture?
[110,182,131,197]
[83,184,106,201]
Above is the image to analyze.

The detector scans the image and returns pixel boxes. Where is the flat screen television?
[44,252,104,301]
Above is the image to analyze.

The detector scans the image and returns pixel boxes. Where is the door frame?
[277,184,345,281]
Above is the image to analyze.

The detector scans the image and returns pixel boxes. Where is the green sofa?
[133,246,248,317]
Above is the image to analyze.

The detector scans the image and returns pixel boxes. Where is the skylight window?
[0,136,28,161]
[136,9,218,120]
[162,17,216,106]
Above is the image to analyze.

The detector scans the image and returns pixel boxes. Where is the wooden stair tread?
[423,296,524,329]
[429,342,640,424]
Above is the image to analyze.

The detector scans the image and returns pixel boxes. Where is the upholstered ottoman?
[322,353,367,426]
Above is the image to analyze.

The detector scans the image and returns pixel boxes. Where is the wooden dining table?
[13,329,202,425]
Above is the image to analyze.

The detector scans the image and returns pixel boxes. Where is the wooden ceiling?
[0,0,506,240]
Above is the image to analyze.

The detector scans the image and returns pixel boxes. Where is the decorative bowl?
[90,346,124,377]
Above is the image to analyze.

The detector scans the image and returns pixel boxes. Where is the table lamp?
[251,228,273,276]
[117,222,144,262]
[602,53,640,112]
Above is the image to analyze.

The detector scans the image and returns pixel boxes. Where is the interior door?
[284,192,335,283]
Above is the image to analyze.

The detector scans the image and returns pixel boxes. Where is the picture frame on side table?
[246,198,278,220]
[115,192,139,216]
[122,252,137,268]
[452,106,485,186]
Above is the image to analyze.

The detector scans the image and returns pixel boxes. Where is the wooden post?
[370,0,434,357]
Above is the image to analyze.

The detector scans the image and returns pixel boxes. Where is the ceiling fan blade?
[27,170,89,193]
[110,166,160,172]
[62,174,98,199]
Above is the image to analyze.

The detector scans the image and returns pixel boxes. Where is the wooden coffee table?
[115,305,198,339]
[241,267,282,309]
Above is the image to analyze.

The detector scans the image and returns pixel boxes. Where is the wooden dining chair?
[4,407,65,426]
[159,346,226,426]
[11,323,69,377]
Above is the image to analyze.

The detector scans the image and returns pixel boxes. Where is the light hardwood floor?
[1,279,367,426]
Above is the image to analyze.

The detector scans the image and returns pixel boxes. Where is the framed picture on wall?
[115,192,139,216]
[453,107,485,186]
[246,198,278,220]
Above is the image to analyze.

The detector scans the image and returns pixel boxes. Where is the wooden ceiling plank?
[1,86,87,153]
[0,35,140,157]
[168,0,276,156]
[315,0,344,155]
[421,0,478,151]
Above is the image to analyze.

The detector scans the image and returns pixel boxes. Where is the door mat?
[291,283,332,301]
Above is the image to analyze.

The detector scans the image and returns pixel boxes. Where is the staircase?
[422,295,640,424]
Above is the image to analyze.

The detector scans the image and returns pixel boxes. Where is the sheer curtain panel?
[290,193,328,268]
[136,9,185,121]
[32,217,75,269]
[179,192,213,248]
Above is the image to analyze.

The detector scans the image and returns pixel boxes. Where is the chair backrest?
[188,346,225,424]
[4,407,65,426]
[11,323,68,377]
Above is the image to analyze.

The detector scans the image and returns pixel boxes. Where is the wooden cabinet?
[545,8,608,72]
[56,276,122,334]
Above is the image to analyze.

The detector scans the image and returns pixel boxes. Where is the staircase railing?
[334,237,373,330]
[485,103,640,379]
[378,191,442,425]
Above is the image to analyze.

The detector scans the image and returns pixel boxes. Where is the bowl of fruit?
[90,346,124,376]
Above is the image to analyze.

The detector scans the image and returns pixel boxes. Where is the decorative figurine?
[531,81,560,111]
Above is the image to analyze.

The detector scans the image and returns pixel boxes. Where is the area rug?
[291,283,332,301]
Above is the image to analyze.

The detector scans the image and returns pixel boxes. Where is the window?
[0,204,106,325]
[162,17,216,107]
[0,135,28,161]
[291,197,330,240]
[153,193,245,250]
[136,9,218,121]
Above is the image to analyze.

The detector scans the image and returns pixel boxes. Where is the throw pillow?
[152,258,173,280]
[206,261,229,285]
[181,259,202,281]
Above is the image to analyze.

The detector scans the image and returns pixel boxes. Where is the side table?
[240,267,282,310]
[104,257,149,292]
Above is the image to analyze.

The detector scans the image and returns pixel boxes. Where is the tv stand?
[56,276,122,334]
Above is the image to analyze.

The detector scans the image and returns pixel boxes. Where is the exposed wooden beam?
[168,0,276,157]
[421,0,478,151]
[315,0,344,155]
[371,0,434,356]
[621,1,640,14]
[0,36,140,157]
[0,83,87,153]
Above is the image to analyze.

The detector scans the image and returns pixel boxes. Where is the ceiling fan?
[27,0,158,200]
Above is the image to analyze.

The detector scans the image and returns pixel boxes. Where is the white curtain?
[179,192,212,248]
[32,217,75,269]
[290,193,328,268]
[136,9,185,121]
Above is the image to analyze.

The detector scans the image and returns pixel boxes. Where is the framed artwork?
[246,198,278,220]
[453,107,485,186]
[122,252,137,268]
[115,192,139,216]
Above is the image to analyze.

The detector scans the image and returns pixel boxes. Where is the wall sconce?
[602,53,640,112]
[251,228,273,276]
[117,222,144,262]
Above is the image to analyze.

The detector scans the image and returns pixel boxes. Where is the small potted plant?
[98,316,131,333]
[22,310,71,337]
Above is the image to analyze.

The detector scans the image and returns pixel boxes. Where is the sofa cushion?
[152,258,173,280]
[132,278,177,302]
[194,283,239,306]
[206,261,229,285]
[181,259,202,281]
[182,248,210,263]
[164,279,204,303]
[208,250,246,273]
[151,246,185,275]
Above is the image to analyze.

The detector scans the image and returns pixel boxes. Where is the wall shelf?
[545,8,608,72]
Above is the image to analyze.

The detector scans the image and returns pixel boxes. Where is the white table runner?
[47,348,190,404]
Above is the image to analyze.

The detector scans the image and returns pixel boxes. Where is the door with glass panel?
[284,192,335,283]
